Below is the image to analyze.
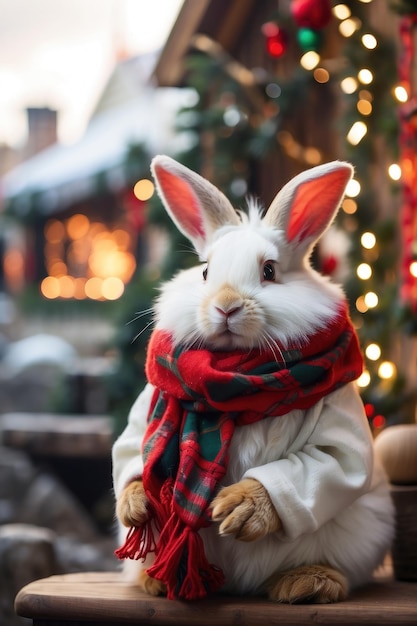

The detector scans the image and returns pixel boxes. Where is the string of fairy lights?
[332,3,399,399]
[260,0,413,427]
[331,1,409,423]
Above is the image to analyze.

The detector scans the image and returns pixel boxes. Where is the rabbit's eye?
[263,261,276,282]
[202,265,208,281]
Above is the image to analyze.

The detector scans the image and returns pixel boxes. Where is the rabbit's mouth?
[218,314,244,337]
[207,323,257,350]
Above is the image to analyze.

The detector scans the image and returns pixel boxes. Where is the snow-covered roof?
[1,54,191,216]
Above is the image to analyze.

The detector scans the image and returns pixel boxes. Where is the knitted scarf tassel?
[115,479,225,600]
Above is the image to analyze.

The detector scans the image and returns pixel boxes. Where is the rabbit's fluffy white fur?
[155,210,344,352]
[113,156,394,601]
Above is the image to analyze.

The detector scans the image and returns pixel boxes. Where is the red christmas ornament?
[321,254,338,276]
[262,21,288,58]
[372,415,386,430]
[291,0,332,30]
[364,403,375,419]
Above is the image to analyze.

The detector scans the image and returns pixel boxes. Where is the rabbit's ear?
[151,155,239,256]
[263,161,353,262]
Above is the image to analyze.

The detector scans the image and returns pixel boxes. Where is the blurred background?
[0,0,417,622]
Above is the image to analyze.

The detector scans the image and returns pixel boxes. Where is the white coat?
[112,380,394,594]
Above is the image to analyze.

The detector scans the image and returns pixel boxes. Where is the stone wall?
[0,446,118,626]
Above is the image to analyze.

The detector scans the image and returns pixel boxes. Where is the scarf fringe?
[147,518,225,600]
[116,479,225,599]
[114,489,164,560]
[114,523,156,561]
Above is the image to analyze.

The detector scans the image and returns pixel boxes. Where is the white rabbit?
[112,156,394,604]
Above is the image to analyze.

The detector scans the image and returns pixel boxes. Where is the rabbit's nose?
[215,304,242,318]
[214,286,244,321]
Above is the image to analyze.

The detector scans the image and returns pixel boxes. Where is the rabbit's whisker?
[262,331,286,366]
[131,320,154,344]
[127,309,154,325]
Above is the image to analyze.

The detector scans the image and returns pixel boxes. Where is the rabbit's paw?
[116,480,149,527]
[211,478,281,542]
[138,570,167,597]
[267,565,348,604]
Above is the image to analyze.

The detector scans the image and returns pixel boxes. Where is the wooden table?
[15,569,417,625]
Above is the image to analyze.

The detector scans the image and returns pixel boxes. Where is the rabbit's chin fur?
[154,214,344,352]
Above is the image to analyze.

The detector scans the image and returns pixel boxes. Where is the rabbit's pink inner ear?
[287,169,350,243]
[154,167,206,240]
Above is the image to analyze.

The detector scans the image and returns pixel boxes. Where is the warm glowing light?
[41,276,60,299]
[42,216,137,301]
[342,198,357,214]
[378,361,396,380]
[340,77,358,94]
[339,18,361,37]
[48,260,67,277]
[101,277,125,300]
[410,261,417,278]
[347,121,367,145]
[300,51,320,70]
[67,214,90,240]
[361,34,377,49]
[45,220,66,243]
[358,69,373,84]
[366,343,381,361]
[133,179,155,201]
[361,232,376,249]
[357,99,372,115]
[313,68,330,83]
[364,291,379,308]
[388,163,402,181]
[89,246,136,282]
[73,278,87,300]
[356,296,368,313]
[333,4,351,20]
[58,276,75,299]
[394,85,408,103]
[346,179,361,197]
[85,277,103,300]
[357,263,372,279]
[304,147,321,165]
[357,370,371,388]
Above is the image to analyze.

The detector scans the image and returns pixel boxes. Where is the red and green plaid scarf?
[115,304,363,600]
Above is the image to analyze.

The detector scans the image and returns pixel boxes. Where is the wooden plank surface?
[15,570,417,625]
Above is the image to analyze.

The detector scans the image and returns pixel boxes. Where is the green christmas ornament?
[297,27,322,51]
